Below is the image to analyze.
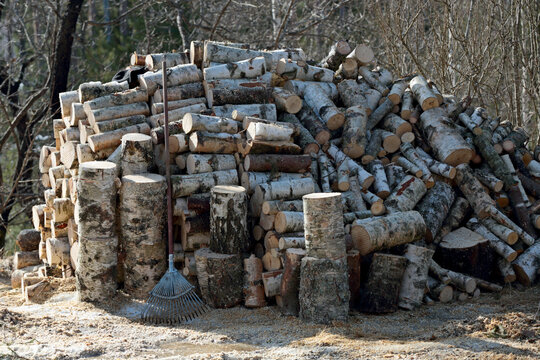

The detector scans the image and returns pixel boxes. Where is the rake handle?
[161,60,174,266]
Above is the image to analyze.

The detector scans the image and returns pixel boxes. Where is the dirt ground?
[0,268,539,360]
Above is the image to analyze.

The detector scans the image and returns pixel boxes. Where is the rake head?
[142,266,209,324]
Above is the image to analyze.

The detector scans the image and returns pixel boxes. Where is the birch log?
[455,164,496,218]
[78,81,129,103]
[415,182,455,242]
[303,84,344,130]
[139,64,201,95]
[203,57,266,80]
[280,248,306,316]
[384,175,427,213]
[186,154,236,174]
[278,113,320,154]
[398,245,434,310]
[244,255,266,308]
[88,123,151,152]
[171,169,238,198]
[512,242,540,286]
[120,133,153,176]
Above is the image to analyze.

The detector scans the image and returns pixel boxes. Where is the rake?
[142,60,209,323]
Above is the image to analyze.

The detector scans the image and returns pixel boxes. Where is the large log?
[279,248,306,316]
[76,161,118,302]
[415,182,455,242]
[243,255,266,308]
[299,257,349,323]
[171,169,238,198]
[360,253,408,313]
[195,248,243,308]
[419,108,473,166]
[16,229,41,252]
[209,185,248,254]
[398,245,434,310]
[435,227,495,281]
[120,133,154,176]
[351,211,426,256]
[303,193,345,259]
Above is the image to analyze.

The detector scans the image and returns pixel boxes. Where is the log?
[243,255,266,308]
[195,248,243,308]
[182,232,210,252]
[427,277,453,303]
[153,82,205,102]
[16,229,41,252]
[59,90,78,118]
[88,123,151,152]
[32,204,46,230]
[259,213,275,231]
[119,173,167,299]
[481,218,518,245]
[203,57,266,80]
[251,178,315,216]
[367,98,394,131]
[474,132,516,189]
[83,89,148,112]
[276,59,334,82]
[171,169,238,198]
[120,133,153,176]
[244,154,311,174]
[186,154,236,174]
[341,105,369,159]
[14,251,41,270]
[507,183,537,238]
[145,52,189,71]
[11,265,41,289]
[262,270,283,297]
[512,242,540,286]
[400,88,414,119]
[278,236,305,250]
[458,113,482,135]
[149,103,207,127]
[400,142,433,186]
[60,141,78,169]
[360,253,408,313]
[303,193,345,259]
[241,172,310,195]
[52,197,74,223]
[429,260,476,293]
[78,81,129,103]
[303,84,344,130]
[139,64,201,95]
[435,227,494,280]
[318,40,351,70]
[205,79,271,107]
[383,113,412,137]
[275,211,304,233]
[473,168,504,192]
[358,66,388,95]
[398,245,434,310]
[272,87,302,114]
[337,80,368,111]
[262,250,281,271]
[361,190,385,215]
[24,280,52,303]
[409,76,438,110]
[214,104,277,122]
[262,199,303,215]
[368,160,390,199]
[45,237,70,266]
[415,182,455,242]
[279,113,320,154]
[189,131,241,154]
[295,103,331,145]
[488,207,536,246]
[419,108,473,166]
[351,211,426,255]
[93,114,146,134]
[76,161,118,302]
[455,164,495,218]
[39,146,54,174]
[466,218,517,262]
[85,102,149,125]
[247,121,293,142]
[388,81,408,105]
[209,185,248,254]
[184,114,239,135]
[384,175,427,213]
[278,248,306,315]
[299,257,349,323]
[150,120,183,145]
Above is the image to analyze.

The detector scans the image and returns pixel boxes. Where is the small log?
[481,218,518,245]
[466,218,517,262]
[262,270,283,297]
[154,82,205,103]
[295,103,331,145]
[244,154,311,174]
[409,76,438,110]
[244,255,266,308]
[241,172,309,195]
[16,229,41,252]
[251,178,315,216]
[388,80,408,105]
[78,80,128,103]
[383,113,412,137]
[489,207,536,246]
[360,253,407,313]
[415,182,455,242]
[14,251,41,270]
[171,169,238,198]
[259,213,275,231]
[149,103,207,127]
[319,40,351,71]
[368,160,390,199]
[341,105,368,159]
[276,59,334,82]
[299,257,349,323]
[210,185,248,254]
[429,260,476,293]
[337,80,368,111]
[139,64,201,95]
[384,175,427,213]
[351,211,426,255]
[367,98,394,131]
[11,265,41,289]
[24,280,52,303]
[396,156,423,178]
[145,52,189,71]
[358,66,388,95]
[427,277,453,303]
[59,90,78,118]
[458,113,482,135]
[303,84,344,130]
[246,122,294,142]
[435,227,495,281]
[205,79,271,107]
[262,199,303,215]
[474,132,516,189]
[279,248,306,315]
[93,114,146,134]
[45,237,70,266]
[272,87,302,114]
[168,134,189,154]
[52,197,74,223]
[262,249,282,271]
[186,154,236,174]
[498,259,516,283]
[189,131,241,154]
[85,102,149,125]
[279,113,320,154]
[195,248,243,308]
[275,211,304,233]
[88,123,151,152]
[120,133,153,176]
[361,190,385,215]
[512,242,540,286]
[203,57,266,80]
[398,245,434,310]
[455,164,496,218]
[83,88,148,111]
[278,236,305,250]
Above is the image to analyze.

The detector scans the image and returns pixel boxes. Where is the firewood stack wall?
[12,40,540,318]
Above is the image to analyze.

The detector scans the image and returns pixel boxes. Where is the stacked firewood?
[12,39,540,319]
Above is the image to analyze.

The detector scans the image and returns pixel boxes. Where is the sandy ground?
[0,271,539,360]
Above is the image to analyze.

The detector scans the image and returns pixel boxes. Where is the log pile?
[15,39,539,316]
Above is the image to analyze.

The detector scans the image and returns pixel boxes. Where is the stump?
[76,161,118,302]
[303,193,346,259]
[360,253,407,313]
[195,248,243,308]
[398,245,434,310]
[299,257,349,324]
[210,185,248,254]
[120,133,154,176]
[435,227,495,281]
[120,173,167,299]
[279,248,306,316]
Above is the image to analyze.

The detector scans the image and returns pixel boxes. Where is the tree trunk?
[299,256,349,323]
[76,161,118,302]
[195,248,243,308]
[119,173,167,299]
[244,255,266,308]
[360,253,407,313]
[415,182,455,242]
[209,185,248,254]
[398,244,434,310]
[351,211,426,256]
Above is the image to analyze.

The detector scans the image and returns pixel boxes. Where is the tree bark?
[409,76,438,110]
[83,88,148,112]
[279,113,320,154]
[512,242,540,286]
[303,84,344,130]
[455,164,496,218]
[275,211,304,233]
[139,64,201,95]
[276,59,334,82]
